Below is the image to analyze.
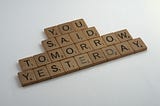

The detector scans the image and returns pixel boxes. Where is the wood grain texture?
[75,40,93,53]
[102,45,121,61]
[60,57,79,73]
[71,19,88,30]
[115,42,134,56]
[128,38,147,53]
[44,26,61,38]
[102,33,120,46]
[34,66,50,82]
[83,27,100,40]
[114,29,133,42]
[56,34,73,47]
[46,61,66,78]
[74,53,93,69]
[42,37,60,51]
[33,52,51,67]
[19,56,37,71]
[88,49,107,65]
[18,70,37,86]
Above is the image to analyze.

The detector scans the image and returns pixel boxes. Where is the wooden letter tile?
[42,37,60,51]
[102,45,121,61]
[48,48,66,62]
[58,22,74,34]
[34,66,50,82]
[19,56,37,71]
[18,70,37,86]
[61,57,79,73]
[71,19,88,30]
[89,37,105,49]
[115,42,134,56]
[102,33,120,46]
[75,40,93,53]
[88,49,106,65]
[33,52,51,67]
[62,44,80,58]
[128,38,147,53]
[83,27,100,39]
[44,26,61,38]
[69,31,87,43]
[114,29,133,42]
[46,61,66,78]
[56,34,73,47]
[74,53,93,69]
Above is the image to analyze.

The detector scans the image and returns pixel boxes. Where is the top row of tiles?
[44,19,88,38]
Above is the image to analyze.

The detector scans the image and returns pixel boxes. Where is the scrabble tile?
[115,42,134,56]
[75,40,93,53]
[33,52,51,67]
[34,66,50,82]
[114,29,133,42]
[56,34,73,47]
[83,27,100,39]
[46,61,66,78]
[74,53,93,69]
[102,45,121,61]
[62,44,80,58]
[42,37,60,51]
[128,38,147,53]
[88,49,106,65]
[44,26,61,38]
[18,70,37,86]
[69,31,87,43]
[89,37,106,49]
[19,56,37,71]
[71,19,88,30]
[48,48,66,62]
[61,57,79,73]
[102,33,120,46]
[58,22,74,34]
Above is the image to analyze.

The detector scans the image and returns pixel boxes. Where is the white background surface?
[0,0,160,106]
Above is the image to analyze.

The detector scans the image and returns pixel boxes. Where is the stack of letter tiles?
[18,19,147,87]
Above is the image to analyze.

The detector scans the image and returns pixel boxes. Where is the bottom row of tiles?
[18,38,147,86]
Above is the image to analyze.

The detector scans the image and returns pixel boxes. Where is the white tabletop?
[0,0,160,106]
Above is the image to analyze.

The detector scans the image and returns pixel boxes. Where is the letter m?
[50,52,60,59]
